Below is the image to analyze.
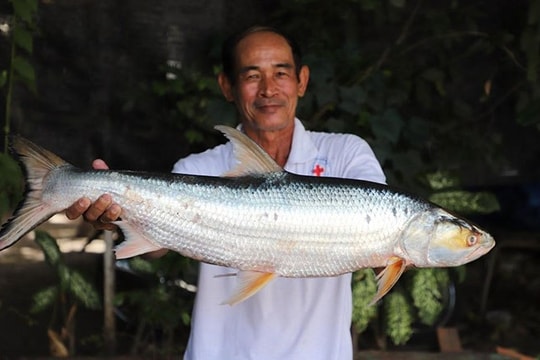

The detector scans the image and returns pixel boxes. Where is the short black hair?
[221,25,303,85]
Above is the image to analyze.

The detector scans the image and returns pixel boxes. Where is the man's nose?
[259,76,278,97]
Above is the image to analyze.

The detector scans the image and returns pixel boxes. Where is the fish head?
[400,208,495,267]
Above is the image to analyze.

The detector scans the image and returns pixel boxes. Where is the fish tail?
[0,136,68,251]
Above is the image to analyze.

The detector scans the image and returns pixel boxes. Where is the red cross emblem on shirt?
[312,164,325,177]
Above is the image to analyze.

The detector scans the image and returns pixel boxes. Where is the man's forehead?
[236,32,293,58]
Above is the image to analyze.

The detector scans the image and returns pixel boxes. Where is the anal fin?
[113,221,163,259]
[221,270,276,306]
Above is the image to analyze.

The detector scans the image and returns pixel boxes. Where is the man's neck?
[244,125,294,168]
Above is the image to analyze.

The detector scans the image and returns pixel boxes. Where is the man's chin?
[250,117,293,132]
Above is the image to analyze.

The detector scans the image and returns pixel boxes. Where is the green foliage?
[425,171,500,214]
[0,0,34,217]
[114,252,196,355]
[267,0,515,347]
[2,0,38,152]
[14,0,527,350]
[30,285,59,314]
[384,291,414,345]
[0,152,23,217]
[31,230,101,313]
[351,269,378,332]
[429,190,500,215]
[120,62,235,151]
[409,268,450,326]
[269,0,540,190]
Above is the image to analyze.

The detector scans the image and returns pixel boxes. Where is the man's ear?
[218,72,234,102]
[297,65,310,98]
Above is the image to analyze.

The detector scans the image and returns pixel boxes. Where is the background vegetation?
[1,0,539,357]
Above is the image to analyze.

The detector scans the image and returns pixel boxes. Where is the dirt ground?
[0,217,539,359]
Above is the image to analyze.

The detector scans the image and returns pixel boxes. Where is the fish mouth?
[465,237,496,261]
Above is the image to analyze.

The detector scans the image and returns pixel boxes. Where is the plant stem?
[3,17,16,154]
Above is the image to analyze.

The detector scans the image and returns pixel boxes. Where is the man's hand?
[64,159,121,231]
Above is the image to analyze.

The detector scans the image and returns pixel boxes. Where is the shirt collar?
[235,118,318,167]
[286,118,318,166]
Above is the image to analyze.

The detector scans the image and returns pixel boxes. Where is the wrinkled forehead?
[234,32,296,70]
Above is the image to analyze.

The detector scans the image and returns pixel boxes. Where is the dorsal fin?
[214,125,283,176]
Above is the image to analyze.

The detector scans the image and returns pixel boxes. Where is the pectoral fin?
[221,270,276,306]
[369,257,406,305]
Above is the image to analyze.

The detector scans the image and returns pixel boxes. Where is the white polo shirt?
[174,119,386,360]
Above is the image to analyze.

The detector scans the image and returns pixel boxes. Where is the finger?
[65,197,91,220]
[95,221,119,232]
[84,194,113,222]
[92,159,109,170]
[99,203,122,223]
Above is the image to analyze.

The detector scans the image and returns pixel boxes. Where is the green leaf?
[403,116,432,144]
[371,108,404,144]
[390,0,406,8]
[338,85,366,114]
[67,270,101,310]
[429,190,500,215]
[385,291,414,345]
[57,263,71,289]
[425,171,461,191]
[0,70,7,88]
[410,269,448,325]
[30,286,59,313]
[13,26,33,53]
[184,129,204,144]
[516,100,540,126]
[34,231,62,267]
[0,153,24,216]
[10,0,38,24]
[13,56,36,85]
[420,68,446,96]
[351,269,378,332]
[391,150,424,183]
[127,257,156,274]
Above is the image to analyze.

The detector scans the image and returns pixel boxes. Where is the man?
[67,26,385,359]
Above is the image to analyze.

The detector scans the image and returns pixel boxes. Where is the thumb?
[92,159,109,170]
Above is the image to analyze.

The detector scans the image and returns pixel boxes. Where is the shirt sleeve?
[315,132,386,184]
[171,143,231,176]
[339,134,386,184]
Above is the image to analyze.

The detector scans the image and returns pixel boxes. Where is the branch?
[356,0,423,84]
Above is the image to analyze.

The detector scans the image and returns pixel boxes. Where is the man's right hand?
[64,159,121,231]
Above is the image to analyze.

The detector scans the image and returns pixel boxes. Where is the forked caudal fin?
[0,136,69,251]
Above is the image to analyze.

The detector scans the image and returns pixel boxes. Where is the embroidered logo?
[311,159,328,177]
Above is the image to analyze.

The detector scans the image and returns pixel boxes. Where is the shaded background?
[1,0,540,358]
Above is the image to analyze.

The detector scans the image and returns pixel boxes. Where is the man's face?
[219,31,309,133]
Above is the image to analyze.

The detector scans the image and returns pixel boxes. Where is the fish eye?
[466,234,478,246]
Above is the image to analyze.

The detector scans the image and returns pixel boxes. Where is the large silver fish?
[0,126,495,305]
